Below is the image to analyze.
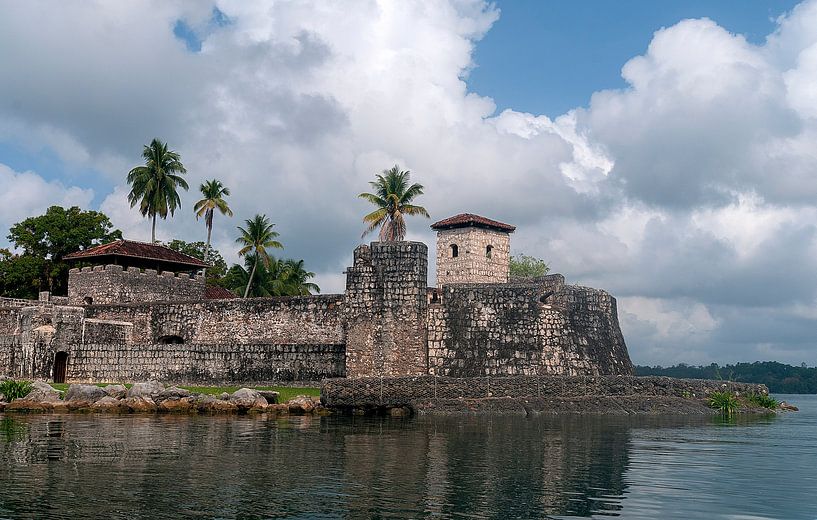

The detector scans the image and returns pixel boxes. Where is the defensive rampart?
[68,265,206,305]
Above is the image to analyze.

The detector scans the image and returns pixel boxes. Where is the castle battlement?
[68,264,206,306]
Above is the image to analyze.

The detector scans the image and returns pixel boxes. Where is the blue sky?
[469,0,800,116]
[2,1,817,366]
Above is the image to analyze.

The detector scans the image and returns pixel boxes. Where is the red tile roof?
[64,240,209,268]
[205,286,238,299]
[430,213,515,232]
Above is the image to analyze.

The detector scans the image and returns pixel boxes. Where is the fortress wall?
[64,342,346,384]
[84,295,345,346]
[0,308,20,335]
[0,335,21,377]
[68,265,206,305]
[427,277,633,377]
[344,242,428,378]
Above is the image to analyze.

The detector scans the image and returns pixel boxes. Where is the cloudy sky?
[2,0,817,366]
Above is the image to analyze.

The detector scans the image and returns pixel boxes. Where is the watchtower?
[431,213,515,287]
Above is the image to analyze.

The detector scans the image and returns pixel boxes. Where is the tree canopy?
[359,165,429,241]
[127,138,189,243]
[165,239,227,281]
[635,362,817,394]
[236,214,283,298]
[509,253,550,278]
[3,206,121,295]
[194,179,232,276]
[221,254,320,297]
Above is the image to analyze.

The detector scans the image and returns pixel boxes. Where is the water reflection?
[0,409,806,519]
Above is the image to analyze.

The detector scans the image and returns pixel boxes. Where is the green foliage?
[165,240,227,280]
[0,380,32,401]
[222,254,319,297]
[180,385,319,402]
[236,214,284,298]
[509,253,550,278]
[708,391,739,416]
[194,179,233,276]
[359,165,429,241]
[127,138,189,243]
[635,362,817,394]
[745,392,779,409]
[2,206,121,296]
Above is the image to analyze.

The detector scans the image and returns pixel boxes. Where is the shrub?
[708,391,739,416]
[0,380,33,401]
[745,392,779,409]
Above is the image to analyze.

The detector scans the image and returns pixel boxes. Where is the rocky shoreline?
[0,381,326,416]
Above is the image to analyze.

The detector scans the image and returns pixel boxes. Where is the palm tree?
[194,179,233,275]
[359,164,429,241]
[236,214,283,298]
[126,138,189,243]
[281,259,320,295]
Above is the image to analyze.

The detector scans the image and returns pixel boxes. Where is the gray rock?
[229,388,268,410]
[103,384,127,399]
[91,396,126,412]
[65,384,106,403]
[25,381,63,403]
[219,392,231,401]
[156,386,192,401]
[127,380,165,398]
[287,395,317,414]
[121,395,158,412]
[258,390,280,404]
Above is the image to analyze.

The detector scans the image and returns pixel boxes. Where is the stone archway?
[53,352,68,383]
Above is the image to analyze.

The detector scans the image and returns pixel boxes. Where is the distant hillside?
[634,362,817,394]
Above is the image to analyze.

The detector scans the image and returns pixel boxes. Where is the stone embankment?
[0,381,324,415]
[320,375,776,415]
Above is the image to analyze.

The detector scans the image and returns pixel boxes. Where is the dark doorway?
[53,352,68,383]
[157,335,184,345]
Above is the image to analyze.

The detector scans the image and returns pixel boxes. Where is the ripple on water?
[0,396,815,519]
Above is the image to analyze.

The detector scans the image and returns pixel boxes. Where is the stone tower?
[431,213,515,287]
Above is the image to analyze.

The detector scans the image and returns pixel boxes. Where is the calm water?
[0,395,815,519]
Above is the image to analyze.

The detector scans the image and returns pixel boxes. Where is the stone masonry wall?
[427,275,633,377]
[65,343,345,383]
[435,227,510,286]
[321,375,768,409]
[344,242,428,378]
[68,265,206,305]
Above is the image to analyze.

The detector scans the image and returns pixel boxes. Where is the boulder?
[267,403,289,415]
[127,381,165,399]
[258,390,280,404]
[65,384,106,404]
[219,392,231,401]
[121,395,158,413]
[156,386,192,401]
[230,388,268,411]
[25,381,63,403]
[103,384,127,399]
[287,395,317,414]
[91,396,127,413]
[158,397,195,413]
[194,395,237,413]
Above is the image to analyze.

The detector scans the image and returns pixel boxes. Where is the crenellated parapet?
[68,264,206,305]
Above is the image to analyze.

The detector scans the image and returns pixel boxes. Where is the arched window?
[486,245,493,258]
[157,335,184,345]
[450,244,459,258]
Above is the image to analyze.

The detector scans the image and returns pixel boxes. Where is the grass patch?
[708,391,739,416]
[0,380,32,401]
[745,392,779,409]
[180,386,319,403]
[48,382,319,403]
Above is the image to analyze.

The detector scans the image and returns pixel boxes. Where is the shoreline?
[0,375,796,417]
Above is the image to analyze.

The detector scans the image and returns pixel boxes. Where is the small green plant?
[745,392,779,409]
[0,380,33,401]
[708,391,739,416]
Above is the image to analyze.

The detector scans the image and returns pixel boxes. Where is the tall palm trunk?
[203,222,212,278]
[151,213,157,243]
[244,256,258,298]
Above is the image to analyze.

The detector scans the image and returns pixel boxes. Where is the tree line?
[1,137,548,298]
[635,362,817,394]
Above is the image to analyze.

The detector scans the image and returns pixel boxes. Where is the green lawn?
[48,382,319,403]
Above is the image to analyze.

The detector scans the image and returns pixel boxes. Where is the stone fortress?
[0,213,634,384]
